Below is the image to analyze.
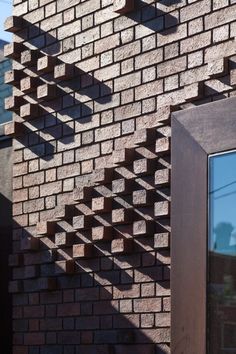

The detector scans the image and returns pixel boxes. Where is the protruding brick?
[4,42,25,59]
[37,55,57,73]
[55,232,75,246]
[207,58,227,78]
[93,168,113,184]
[111,238,133,254]
[155,169,170,186]
[4,121,24,137]
[54,204,75,220]
[133,158,155,176]
[112,148,134,166]
[36,221,56,236]
[8,254,23,267]
[112,208,133,224]
[20,103,39,120]
[154,201,170,217]
[37,83,57,101]
[73,186,93,202]
[155,137,170,155]
[21,236,39,251]
[21,49,40,66]
[54,63,74,80]
[92,226,113,242]
[92,197,112,213]
[39,278,57,291]
[154,233,170,249]
[55,260,75,274]
[9,280,23,293]
[184,82,203,102]
[133,220,155,237]
[133,128,156,146]
[113,0,134,14]
[5,95,25,112]
[132,189,154,206]
[73,215,92,230]
[112,178,133,195]
[20,76,39,93]
[5,69,23,87]
[73,244,93,258]
[4,16,24,33]
[230,69,236,86]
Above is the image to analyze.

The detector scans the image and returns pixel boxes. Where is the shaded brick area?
[4,0,236,353]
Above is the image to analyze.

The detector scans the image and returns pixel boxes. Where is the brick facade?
[3,0,236,353]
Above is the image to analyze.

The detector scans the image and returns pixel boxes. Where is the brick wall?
[4,0,236,353]
[0,54,12,124]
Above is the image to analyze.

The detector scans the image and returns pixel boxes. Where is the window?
[171,97,236,354]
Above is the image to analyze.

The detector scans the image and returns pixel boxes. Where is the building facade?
[2,0,236,353]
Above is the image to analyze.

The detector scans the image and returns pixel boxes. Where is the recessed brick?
[4,69,23,87]
[155,169,170,186]
[54,204,75,220]
[5,95,25,112]
[155,137,170,155]
[112,148,134,165]
[133,128,156,146]
[73,186,93,202]
[132,189,154,206]
[92,226,113,242]
[111,238,133,254]
[37,55,57,73]
[73,244,93,258]
[133,158,155,176]
[154,233,170,249]
[4,16,24,33]
[37,83,57,101]
[54,63,74,80]
[154,201,170,217]
[73,215,93,230]
[112,178,133,195]
[20,76,39,93]
[93,168,113,184]
[133,220,154,237]
[92,197,112,213]
[21,49,40,66]
[55,260,75,274]
[20,103,39,120]
[4,121,24,137]
[112,208,133,224]
[55,232,75,247]
[36,221,56,236]
[4,42,25,59]
[113,0,134,14]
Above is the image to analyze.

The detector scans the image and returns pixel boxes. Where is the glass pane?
[208,151,236,354]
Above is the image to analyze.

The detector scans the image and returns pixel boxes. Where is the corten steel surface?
[171,97,236,354]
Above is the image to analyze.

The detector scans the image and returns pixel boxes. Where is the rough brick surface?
[7,1,236,353]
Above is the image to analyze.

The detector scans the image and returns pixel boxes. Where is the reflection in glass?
[208,151,236,353]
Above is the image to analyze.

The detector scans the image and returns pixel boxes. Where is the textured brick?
[37,55,57,73]
[21,49,40,66]
[37,83,57,101]
[73,186,93,202]
[4,121,23,137]
[20,103,39,120]
[92,197,112,213]
[133,158,155,176]
[54,204,74,220]
[55,232,75,246]
[132,190,154,206]
[4,69,23,86]
[4,15,24,32]
[4,42,25,59]
[133,220,155,237]
[73,244,93,258]
[20,76,39,94]
[55,260,75,274]
[36,221,56,236]
[73,215,93,230]
[112,178,133,195]
[54,63,74,80]
[113,0,134,14]
[92,226,113,242]
[111,238,133,254]
[112,208,133,225]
